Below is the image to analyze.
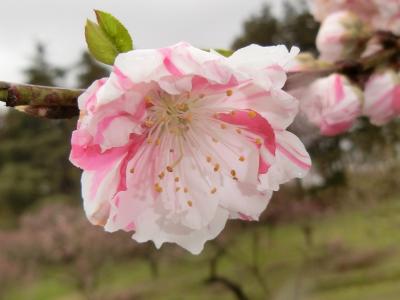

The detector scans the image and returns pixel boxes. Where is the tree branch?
[0,81,83,118]
[0,32,398,119]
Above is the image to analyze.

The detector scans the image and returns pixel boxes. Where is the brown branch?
[0,82,83,107]
[0,32,398,119]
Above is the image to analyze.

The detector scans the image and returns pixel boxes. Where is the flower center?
[142,92,201,142]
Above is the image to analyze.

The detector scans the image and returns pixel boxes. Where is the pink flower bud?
[363,69,400,125]
[316,11,371,62]
[300,74,362,136]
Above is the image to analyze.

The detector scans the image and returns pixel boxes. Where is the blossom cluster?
[70,42,311,254]
[294,0,400,135]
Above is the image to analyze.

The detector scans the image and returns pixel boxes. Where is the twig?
[206,276,249,300]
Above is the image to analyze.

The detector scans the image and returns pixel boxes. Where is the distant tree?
[24,43,66,86]
[0,43,82,215]
[0,44,109,215]
[232,1,319,53]
[75,51,109,89]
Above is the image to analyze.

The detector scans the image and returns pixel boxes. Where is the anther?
[211,188,217,194]
[214,164,220,172]
[226,90,233,96]
[130,168,135,174]
[187,200,193,207]
[175,177,180,182]
[206,156,212,163]
[255,138,262,145]
[177,103,189,112]
[158,172,165,180]
[144,119,154,128]
[220,123,227,129]
[184,187,189,193]
[154,184,163,193]
[166,166,174,172]
[231,169,237,177]
[236,128,242,134]
[248,111,257,118]
[239,156,245,162]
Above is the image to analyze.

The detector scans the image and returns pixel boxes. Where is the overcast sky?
[0,0,288,83]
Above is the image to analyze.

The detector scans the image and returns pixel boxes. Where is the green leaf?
[85,19,119,65]
[95,10,133,53]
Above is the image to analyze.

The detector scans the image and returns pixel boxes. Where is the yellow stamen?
[187,200,193,207]
[239,156,245,162]
[226,90,233,96]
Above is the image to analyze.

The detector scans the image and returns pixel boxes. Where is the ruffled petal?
[259,131,311,191]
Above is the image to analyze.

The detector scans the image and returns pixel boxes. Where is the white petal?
[132,206,229,255]
[228,44,300,71]
[81,158,123,225]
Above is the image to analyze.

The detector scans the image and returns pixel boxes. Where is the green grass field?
[3,197,400,300]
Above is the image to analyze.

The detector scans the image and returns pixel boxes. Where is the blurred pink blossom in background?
[363,69,400,125]
[300,74,362,136]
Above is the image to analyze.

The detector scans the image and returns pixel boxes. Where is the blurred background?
[1,1,400,299]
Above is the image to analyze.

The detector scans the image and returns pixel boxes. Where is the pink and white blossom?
[307,0,378,22]
[363,69,400,125]
[316,11,371,62]
[300,74,362,136]
[70,42,311,254]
